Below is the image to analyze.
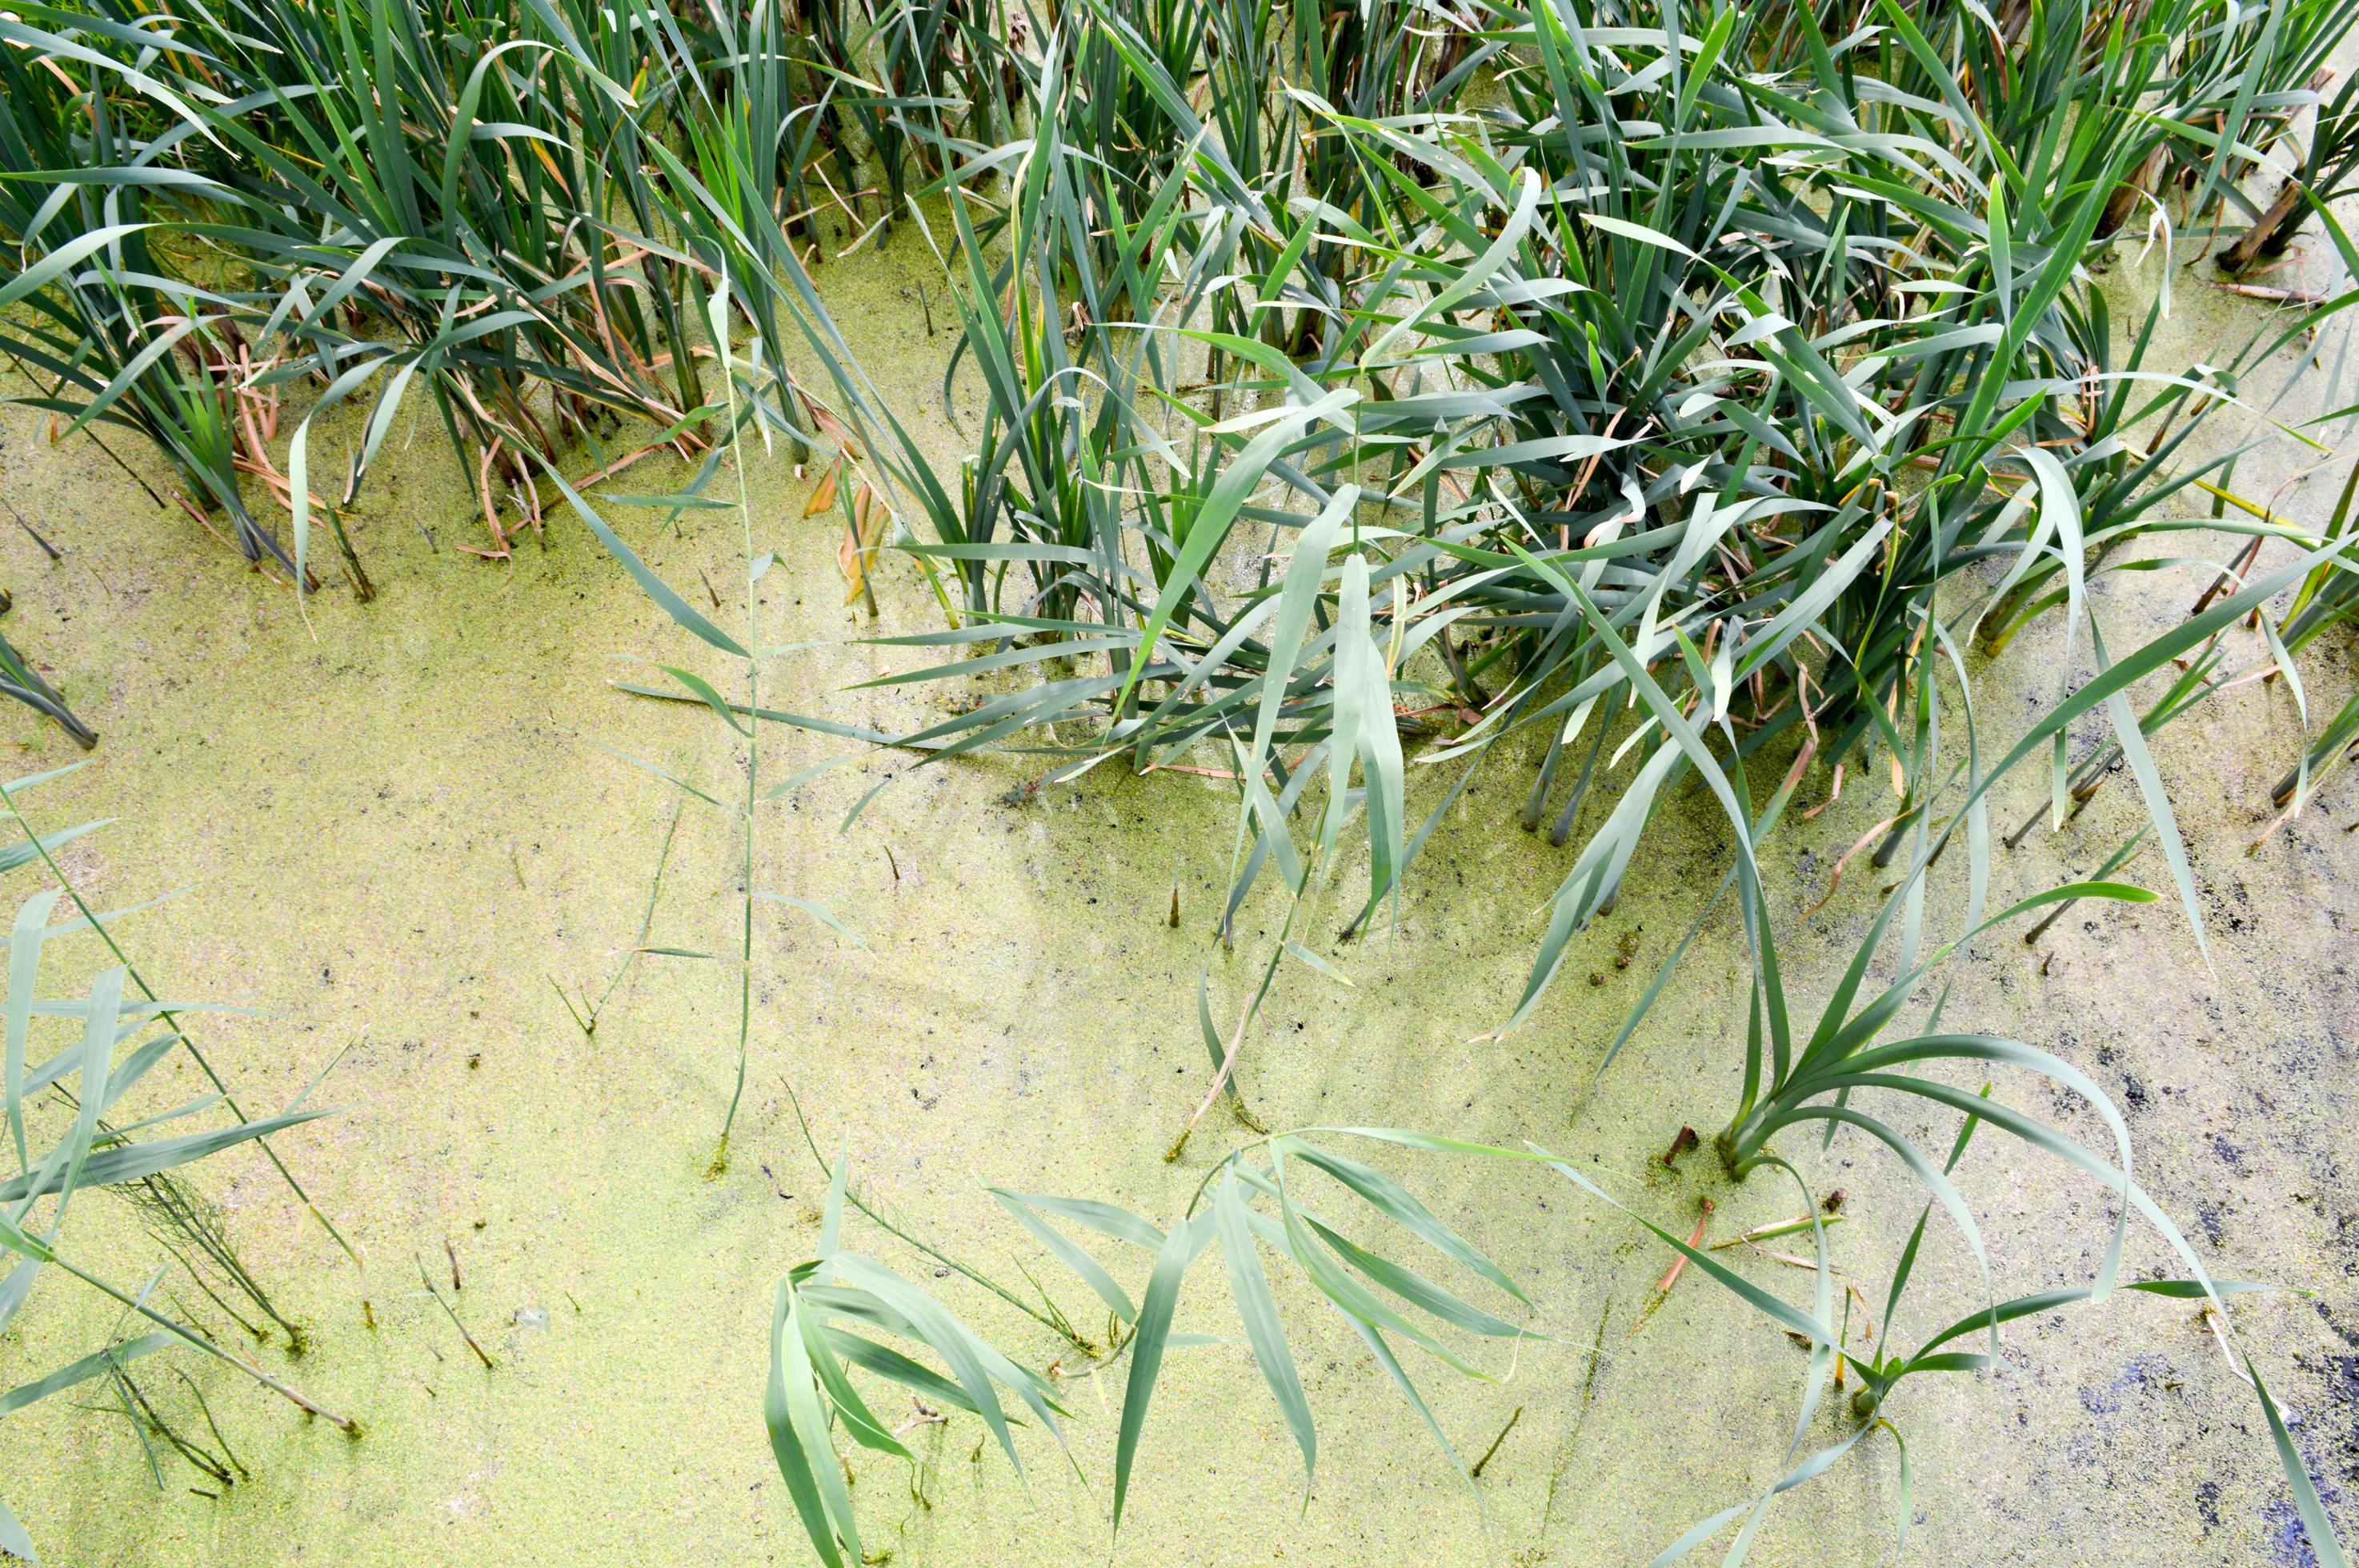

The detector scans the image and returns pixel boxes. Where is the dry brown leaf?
[803,462,840,517]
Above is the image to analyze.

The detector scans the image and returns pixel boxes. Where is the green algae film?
[0,231,2349,1566]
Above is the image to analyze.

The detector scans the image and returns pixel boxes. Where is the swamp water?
[0,230,2353,1566]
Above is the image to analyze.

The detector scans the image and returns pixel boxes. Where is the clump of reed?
[693,0,2359,1559]
[850,0,2347,1014]
[0,762,354,1561]
[0,0,1015,553]
[0,0,1005,738]
[7,0,2356,1560]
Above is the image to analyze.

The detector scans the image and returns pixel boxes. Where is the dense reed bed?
[4,0,2357,1562]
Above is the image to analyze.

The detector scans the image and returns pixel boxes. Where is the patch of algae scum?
[0,228,2353,1568]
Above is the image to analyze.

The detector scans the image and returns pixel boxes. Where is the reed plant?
[706,0,2359,1558]
[0,0,1004,594]
[2257,460,2359,825]
[0,764,350,1563]
[4,0,2355,1559]
[862,0,2336,1001]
